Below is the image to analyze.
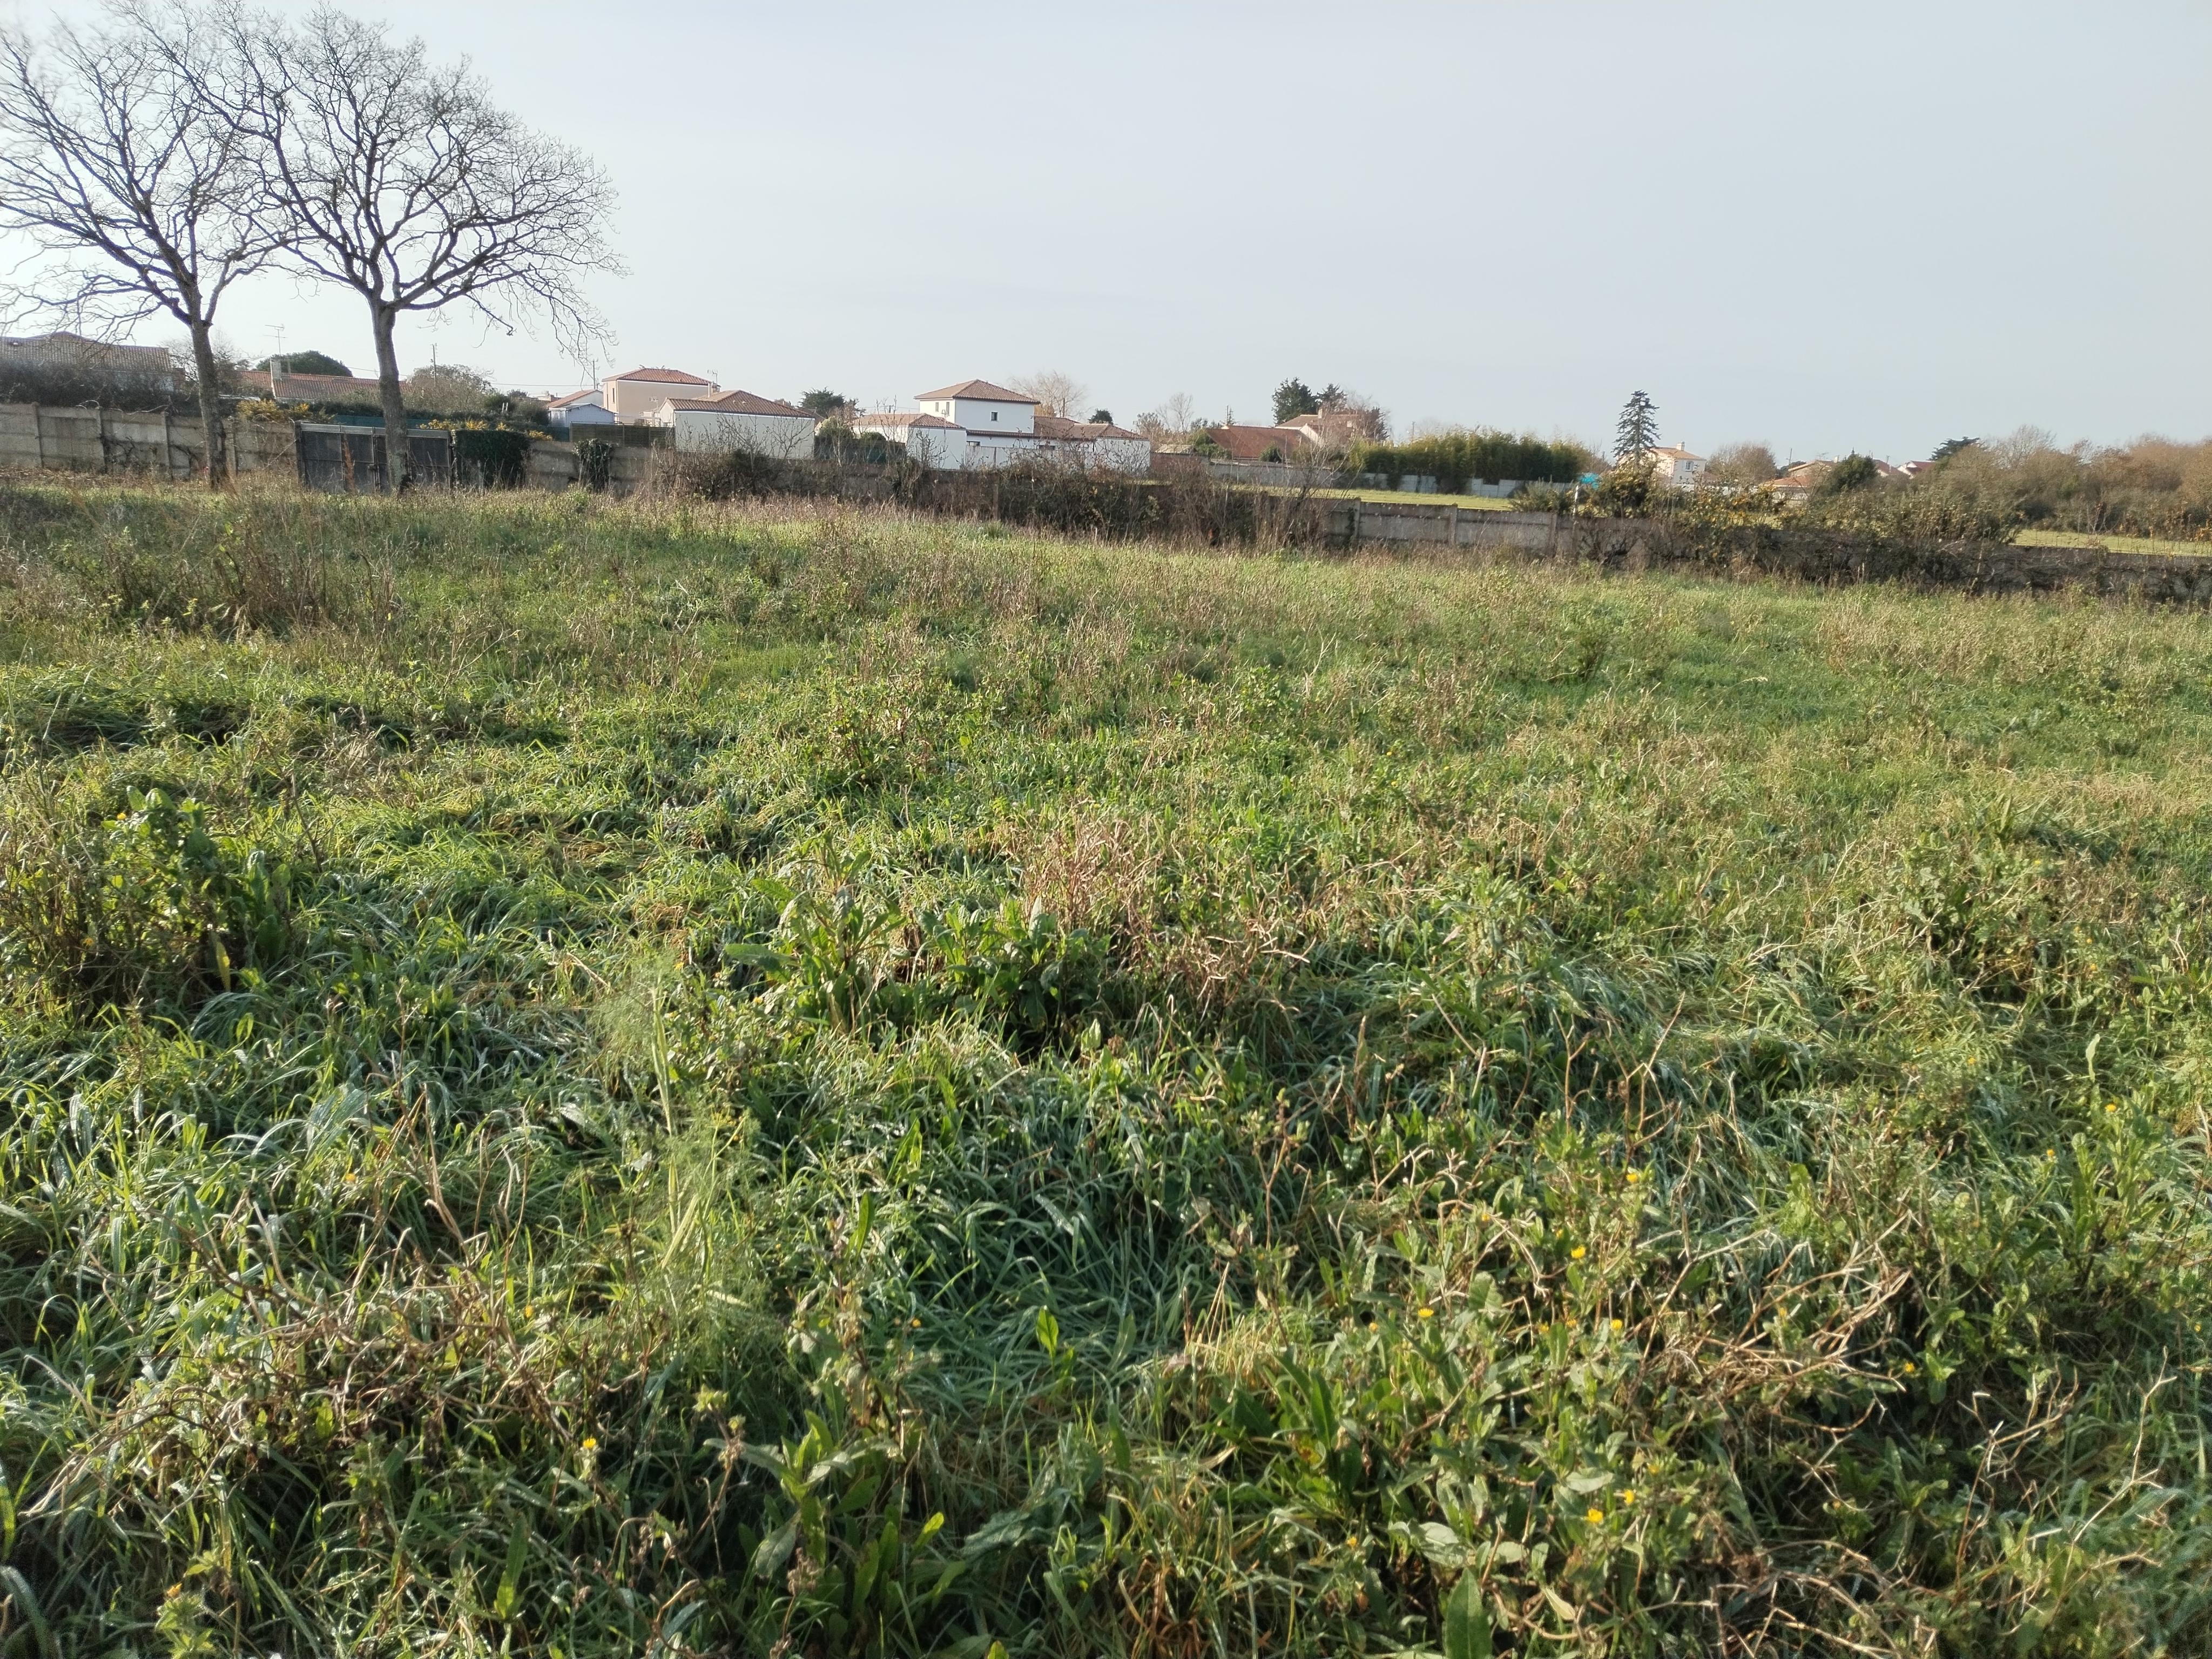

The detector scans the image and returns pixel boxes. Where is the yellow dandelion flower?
[1585,1506,1605,1524]
[1900,1361,1916,1376]
[1621,1489,1637,1505]
[1624,1169,1641,1184]
[523,1304,535,1319]
[2105,1102,2117,1114]
[1610,1318,1624,1332]
[1570,1246,1587,1260]
[581,1435,598,1451]
[1417,1306,1435,1319]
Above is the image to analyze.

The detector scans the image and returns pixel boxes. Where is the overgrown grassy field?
[2,483,2210,1658]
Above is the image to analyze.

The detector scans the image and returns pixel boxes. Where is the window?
[991,410,999,422]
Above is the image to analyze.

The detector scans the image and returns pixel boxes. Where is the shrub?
[1347,430,1587,491]
[0,786,293,1011]
[447,425,534,489]
[577,436,615,491]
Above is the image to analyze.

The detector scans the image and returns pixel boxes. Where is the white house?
[657,389,817,458]
[1646,445,1707,488]
[856,379,1152,471]
[915,379,1039,467]
[547,388,617,433]
[848,410,966,469]
[1033,414,1152,473]
[601,366,717,422]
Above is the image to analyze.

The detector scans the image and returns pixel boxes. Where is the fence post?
[30,404,42,471]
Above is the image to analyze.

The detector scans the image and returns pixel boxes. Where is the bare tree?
[1011,369,1088,421]
[1135,392,1198,443]
[234,7,619,490]
[0,1,280,485]
[1708,441,1779,489]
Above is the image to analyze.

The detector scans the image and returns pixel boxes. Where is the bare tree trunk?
[370,304,409,495]
[187,314,225,488]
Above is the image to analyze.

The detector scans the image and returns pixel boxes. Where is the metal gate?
[295,422,453,493]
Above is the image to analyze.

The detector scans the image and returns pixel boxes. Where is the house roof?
[3,329,168,357]
[1198,423,1316,462]
[270,370,387,401]
[610,366,713,385]
[859,411,960,429]
[665,390,813,417]
[548,388,603,409]
[699,389,812,417]
[916,379,1037,404]
[1034,415,1148,442]
[1649,446,1705,461]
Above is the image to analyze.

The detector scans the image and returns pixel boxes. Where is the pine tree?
[1614,390,1659,461]
[1272,378,1319,424]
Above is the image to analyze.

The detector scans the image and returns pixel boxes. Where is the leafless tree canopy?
[1135,392,1198,443]
[0,0,280,481]
[1708,441,1781,488]
[1011,369,1088,421]
[234,5,621,486]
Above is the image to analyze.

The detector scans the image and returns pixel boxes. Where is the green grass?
[2014,528,2212,557]
[1316,487,1522,510]
[2,481,2211,1658]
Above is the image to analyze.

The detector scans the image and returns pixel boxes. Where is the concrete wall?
[0,402,302,482]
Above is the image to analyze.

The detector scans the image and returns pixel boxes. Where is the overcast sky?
[23,0,2212,460]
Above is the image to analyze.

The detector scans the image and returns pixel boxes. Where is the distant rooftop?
[610,366,713,385]
[916,379,1037,404]
[667,389,812,417]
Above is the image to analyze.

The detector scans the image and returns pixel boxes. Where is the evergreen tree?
[1614,390,1659,461]
[254,349,353,377]
[1272,377,1319,424]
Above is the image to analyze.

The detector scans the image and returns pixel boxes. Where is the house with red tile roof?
[601,365,716,421]
[857,379,1150,472]
[653,389,817,459]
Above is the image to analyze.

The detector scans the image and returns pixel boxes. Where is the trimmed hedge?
[1348,431,1587,491]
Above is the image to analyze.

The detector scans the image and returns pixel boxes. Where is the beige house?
[601,366,716,422]
[1646,445,1707,488]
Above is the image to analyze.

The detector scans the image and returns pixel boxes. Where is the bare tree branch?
[233,6,621,491]
[0,0,281,484]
